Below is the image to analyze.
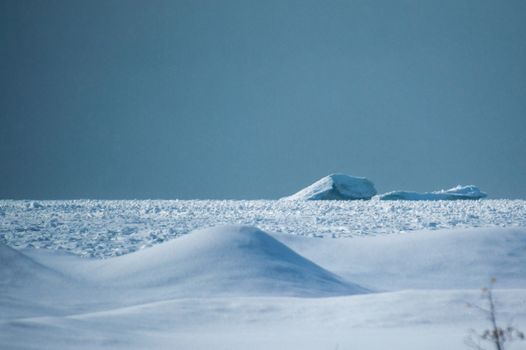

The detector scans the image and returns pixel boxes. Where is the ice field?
[1,199,525,257]
[1,200,526,350]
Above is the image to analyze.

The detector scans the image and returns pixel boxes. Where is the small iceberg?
[282,173,377,200]
[378,185,487,201]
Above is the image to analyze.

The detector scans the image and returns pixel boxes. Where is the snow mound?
[282,173,377,200]
[90,225,367,297]
[378,185,487,201]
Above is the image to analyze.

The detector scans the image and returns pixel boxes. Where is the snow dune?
[4,225,526,298]
[86,225,366,297]
[2,225,367,324]
[2,224,526,350]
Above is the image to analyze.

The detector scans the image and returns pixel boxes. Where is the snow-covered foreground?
[1,201,526,349]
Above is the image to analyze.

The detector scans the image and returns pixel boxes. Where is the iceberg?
[378,185,487,201]
[282,173,377,200]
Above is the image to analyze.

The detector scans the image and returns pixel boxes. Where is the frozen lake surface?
[1,199,525,257]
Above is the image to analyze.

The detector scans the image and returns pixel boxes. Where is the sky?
[1,0,525,199]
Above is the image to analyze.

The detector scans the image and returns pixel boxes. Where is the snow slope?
[379,185,487,200]
[0,244,67,289]
[85,225,366,297]
[0,243,98,321]
[275,227,526,290]
[282,173,377,200]
[2,203,526,350]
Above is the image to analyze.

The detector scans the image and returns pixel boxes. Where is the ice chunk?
[378,185,487,201]
[282,173,377,200]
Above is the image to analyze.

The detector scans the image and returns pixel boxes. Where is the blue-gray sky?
[1,0,525,199]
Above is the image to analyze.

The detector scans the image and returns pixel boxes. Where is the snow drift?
[89,225,367,297]
[277,227,526,290]
[0,244,69,290]
[0,243,86,320]
[378,185,487,201]
[282,173,377,200]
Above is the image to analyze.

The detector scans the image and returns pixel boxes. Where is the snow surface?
[1,201,526,350]
[275,227,526,290]
[82,225,366,297]
[282,173,377,200]
[379,185,487,200]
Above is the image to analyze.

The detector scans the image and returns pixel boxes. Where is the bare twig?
[465,278,525,350]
